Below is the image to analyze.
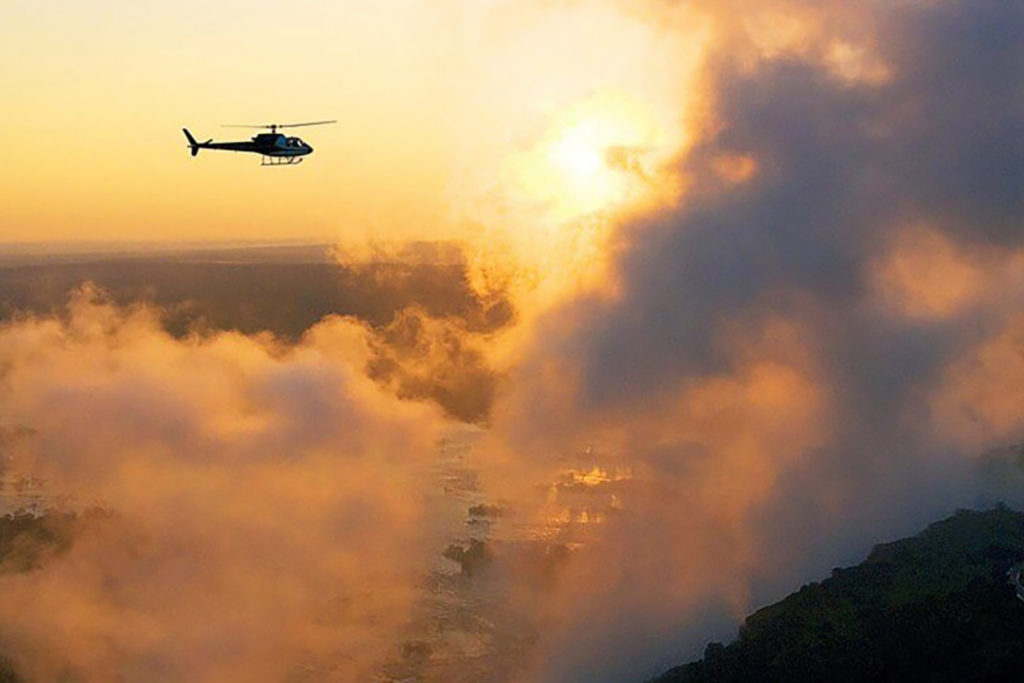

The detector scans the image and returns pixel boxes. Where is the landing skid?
[261,156,303,167]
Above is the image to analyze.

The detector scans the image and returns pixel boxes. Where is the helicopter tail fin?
[182,128,200,157]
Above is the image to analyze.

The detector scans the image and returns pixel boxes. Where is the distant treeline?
[0,258,514,422]
[0,259,511,339]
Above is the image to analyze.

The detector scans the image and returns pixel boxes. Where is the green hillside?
[655,507,1024,683]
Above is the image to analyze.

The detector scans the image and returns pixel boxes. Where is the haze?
[0,1,1021,681]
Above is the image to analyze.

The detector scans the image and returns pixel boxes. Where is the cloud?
[0,2,1021,680]
[930,315,1024,452]
[0,288,445,681]
[470,0,1024,679]
[365,306,502,424]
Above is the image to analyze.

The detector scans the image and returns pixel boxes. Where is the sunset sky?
[0,1,1022,681]
[1,0,701,245]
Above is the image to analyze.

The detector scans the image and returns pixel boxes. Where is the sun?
[467,94,689,311]
[549,120,607,188]
[509,95,674,225]
[538,112,640,220]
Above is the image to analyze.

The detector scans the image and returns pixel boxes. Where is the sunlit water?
[378,427,627,682]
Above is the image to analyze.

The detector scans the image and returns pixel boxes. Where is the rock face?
[443,538,493,577]
[654,507,1024,683]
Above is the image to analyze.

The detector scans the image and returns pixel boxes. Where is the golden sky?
[2,2,1021,680]
[0,0,703,244]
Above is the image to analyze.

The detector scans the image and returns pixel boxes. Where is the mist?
[0,0,1021,681]
[0,290,446,680]
[474,0,1024,679]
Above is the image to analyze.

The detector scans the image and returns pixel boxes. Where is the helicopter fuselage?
[190,132,312,157]
[182,128,315,166]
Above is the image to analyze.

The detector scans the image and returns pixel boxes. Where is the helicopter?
[182,120,335,166]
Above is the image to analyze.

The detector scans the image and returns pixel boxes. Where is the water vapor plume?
[0,1,1022,681]
[471,0,1024,679]
[0,289,445,681]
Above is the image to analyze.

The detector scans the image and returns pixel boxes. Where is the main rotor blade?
[220,121,335,130]
[275,120,337,128]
